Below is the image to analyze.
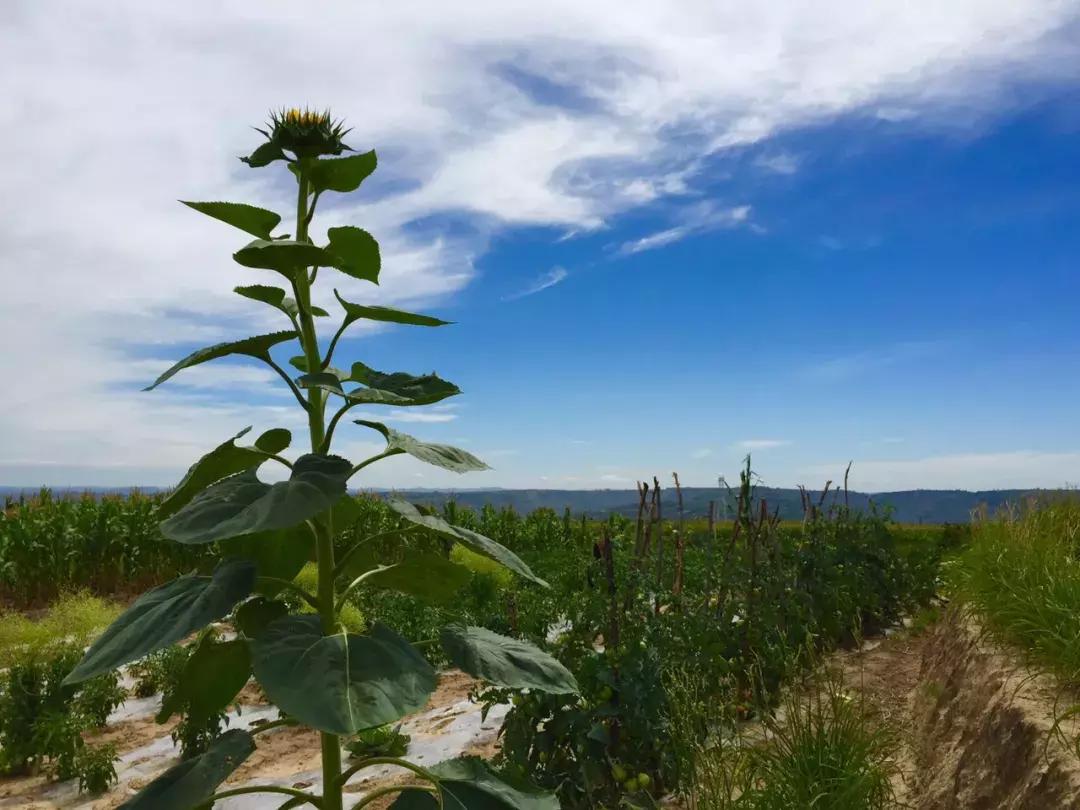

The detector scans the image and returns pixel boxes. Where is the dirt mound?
[911,612,1080,809]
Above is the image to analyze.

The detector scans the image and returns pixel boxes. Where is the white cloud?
[753,151,800,175]
[617,202,751,255]
[503,267,569,300]
[351,407,459,424]
[804,451,1080,491]
[2,1,1079,484]
[738,439,792,450]
[691,448,713,459]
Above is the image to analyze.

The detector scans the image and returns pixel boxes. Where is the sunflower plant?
[62,108,577,810]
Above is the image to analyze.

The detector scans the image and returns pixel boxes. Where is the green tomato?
[598,686,614,701]
[637,773,651,788]
[624,777,639,792]
[611,764,627,781]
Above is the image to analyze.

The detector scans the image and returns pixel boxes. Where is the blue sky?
[3,2,1080,491]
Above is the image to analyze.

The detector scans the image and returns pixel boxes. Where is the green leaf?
[158,637,251,723]
[220,525,314,595]
[157,427,292,520]
[356,420,489,473]
[144,331,297,391]
[181,201,281,240]
[63,560,256,685]
[160,454,351,545]
[116,729,255,810]
[233,239,338,277]
[348,363,460,406]
[235,285,329,318]
[242,140,287,167]
[388,499,549,588]
[364,553,472,604]
[251,616,436,736]
[308,150,377,194]
[298,364,460,407]
[390,757,559,810]
[334,289,451,328]
[440,625,578,694]
[325,226,380,283]
[234,597,289,639]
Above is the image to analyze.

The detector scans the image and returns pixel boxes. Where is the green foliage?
[346,724,411,759]
[0,642,121,793]
[0,490,210,605]
[957,496,1080,683]
[0,592,121,667]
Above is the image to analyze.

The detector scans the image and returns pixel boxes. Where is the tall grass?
[959,495,1080,682]
[0,592,122,668]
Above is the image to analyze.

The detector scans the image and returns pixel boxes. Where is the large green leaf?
[390,757,559,810]
[388,499,548,588]
[157,427,291,520]
[220,524,315,595]
[233,239,338,276]
[326,226,380,283]
[251,616,436,736]
[241,140,287,167]
[234,285,329,319]
[308,150,377,194]
[356,420,489,473]
[160,454,351,545]
[234,597,289,639]
[440,625,578,694]
[297,364,460,407]
[144,331,297,391]
[117,729,255,810]
[363,553,472,604]
[181,201,281,240]
[348,363,460,406]
[334,289,450,328]
[63,560,256,685]
[158,637,251,723]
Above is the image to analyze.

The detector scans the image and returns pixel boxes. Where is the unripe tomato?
[611,763,627,781]
[624,777,639,792]
[637,773,651,788]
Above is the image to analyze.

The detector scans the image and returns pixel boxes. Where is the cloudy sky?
[3,1,1080,492]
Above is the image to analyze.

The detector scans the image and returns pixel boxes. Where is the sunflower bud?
[265,107,352,159]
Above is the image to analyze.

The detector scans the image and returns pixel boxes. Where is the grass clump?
[0,592,121,668]
[958,496,1080,682]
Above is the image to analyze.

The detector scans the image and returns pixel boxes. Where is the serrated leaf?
[325,226,380,284]
[297,364,460,408]
[233,239,338,277]
[388,499,548,588]
[241,140,287,167]
[363,553,472,604]
[234,597,289,639]
[251,616,436,736]
[234,285,331,319]
[334,289,450,328]
[181,201,281,240]
[220,524,314,595]
[144,331,297,391]
[117,729,254,810]
[158,637,251,723]
[440,625,578,694]
[356,420,488,473]
[160,454,352,545]
[157,427,292,520]
[390,757,559,810]
[308,150,377,194]
[63,560,256,685]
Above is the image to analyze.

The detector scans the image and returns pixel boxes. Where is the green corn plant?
[62,107,578,810]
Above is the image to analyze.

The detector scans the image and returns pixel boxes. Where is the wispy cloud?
[617,202,751,255]
[801,340,951,382]
[352,405,458,424]
[503,266,569,300]
[753,151,800,175]
[738,439,791,450]
[691,448,713,459]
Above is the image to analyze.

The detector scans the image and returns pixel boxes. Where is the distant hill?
[1,484,1062,524]
[381,486,1057,524]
